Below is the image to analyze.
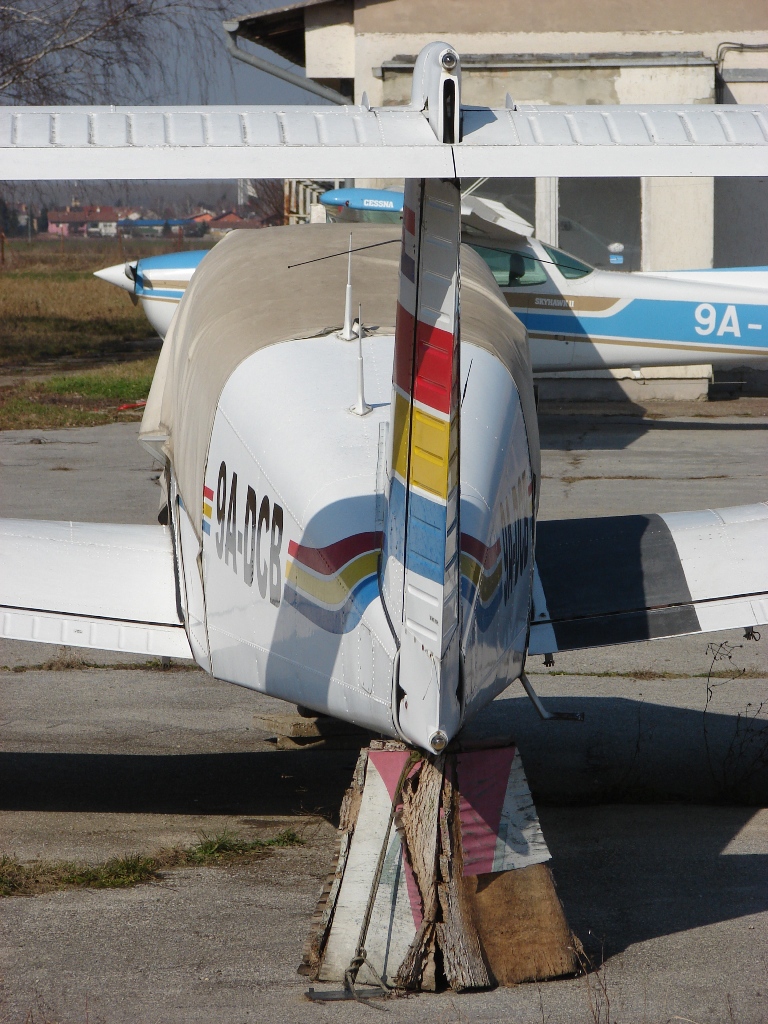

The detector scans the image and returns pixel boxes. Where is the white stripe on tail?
[382,177,462,752]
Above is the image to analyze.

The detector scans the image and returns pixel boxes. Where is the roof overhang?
[228,0,333,66]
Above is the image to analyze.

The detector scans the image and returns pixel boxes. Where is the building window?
[558,178,641,272]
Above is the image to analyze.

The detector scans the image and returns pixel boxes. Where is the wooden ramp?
[301,739,579,993]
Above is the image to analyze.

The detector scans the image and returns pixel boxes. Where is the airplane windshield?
[541,244,593,280]
[470,244,547,288]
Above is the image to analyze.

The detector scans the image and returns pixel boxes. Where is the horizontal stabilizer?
[529,503,768,654]
[0,519,192,659]
[1,102,767,180]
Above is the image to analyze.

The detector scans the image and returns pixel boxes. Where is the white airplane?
[96,205,768,374]
[1,42,767,754]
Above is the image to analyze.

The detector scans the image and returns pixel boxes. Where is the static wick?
[351,303,371,417]
[339,232,356,342]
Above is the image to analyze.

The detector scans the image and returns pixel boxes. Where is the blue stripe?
[384,475,407,569]
[406,490,447,585]
[519,298,768,351]
[135,286,185,300]
[202,520,210,535]
[285,575,379,635]
[461,575,502,633]
[136,251,207,272]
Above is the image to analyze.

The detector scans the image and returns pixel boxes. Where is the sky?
[9,7,328,211]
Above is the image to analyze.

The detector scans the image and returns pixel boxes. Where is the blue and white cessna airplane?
[96,188,768,373]
[1,42,767,756]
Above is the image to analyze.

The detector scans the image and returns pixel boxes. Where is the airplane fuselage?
[170,328,534,740]
[100,242,768,373]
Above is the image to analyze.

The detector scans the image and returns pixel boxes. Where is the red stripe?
[203,486,214,501]
[413,320,454,415]
[288,531,383,576]
[462,533,501,571]
[403,206,416,236]
[394,302,415,396]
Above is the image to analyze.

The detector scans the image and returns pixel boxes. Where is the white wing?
[529,502,768,654]
[0,520,192,659]
[1,103,766,180]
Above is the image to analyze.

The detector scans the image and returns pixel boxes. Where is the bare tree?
[0,1,227,106]
[248,180,286,227]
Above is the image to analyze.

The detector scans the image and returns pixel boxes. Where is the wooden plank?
[299,748,367,978]
[318,751,419,985]
[394,754,443,991]
[463,864,579,984]
[434,766,492,992]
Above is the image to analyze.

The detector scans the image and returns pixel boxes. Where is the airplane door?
[503,251,576,372]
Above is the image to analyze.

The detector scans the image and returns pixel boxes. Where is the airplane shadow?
[0,748,358,820]
[467,693,768,960]
[4,695,768,961]
[536,411,768,452]
[539,411,767,452]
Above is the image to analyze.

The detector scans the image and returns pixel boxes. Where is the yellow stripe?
[286,551,379,606]
[460,552,502,603]
[392,390,411,482]
[202,502,212,518]
[410,406,450,499]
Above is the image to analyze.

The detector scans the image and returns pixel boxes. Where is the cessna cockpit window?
[542,245,593,280]
[470,245,547,288]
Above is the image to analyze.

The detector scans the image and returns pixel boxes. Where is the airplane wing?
[0,520,192,659]
[529,502,768,654]
[1,102,767,180]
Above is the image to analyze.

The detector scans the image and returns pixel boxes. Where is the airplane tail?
[381,177,462,752]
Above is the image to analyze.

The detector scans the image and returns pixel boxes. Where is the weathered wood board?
[305,741,579,991]
[317,750,420,985]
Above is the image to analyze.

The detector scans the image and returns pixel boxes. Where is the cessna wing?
[0,519,192,659]
[1,102,767,181]
[529,502,768,655]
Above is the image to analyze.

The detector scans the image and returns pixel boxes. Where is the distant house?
[47,205,119,237]
[117,218,190,237]
[207,211,266,237]
[207,211,245,237]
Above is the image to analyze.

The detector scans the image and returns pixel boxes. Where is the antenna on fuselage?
[339,232,356,341]
[350,303,371,417]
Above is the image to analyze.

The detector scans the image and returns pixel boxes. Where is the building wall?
[353,0,768,35]
[378,61,715,108]
[298,0,768,393]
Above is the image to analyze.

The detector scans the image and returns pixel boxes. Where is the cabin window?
[470,245,547,288]
[542,245,593,280]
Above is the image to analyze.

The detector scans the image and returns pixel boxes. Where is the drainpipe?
[222,20,349,106]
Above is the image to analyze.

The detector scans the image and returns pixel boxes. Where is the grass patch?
[0,828,304,898]
[3,655,199,673]
[182,828,303,864]
[43,360,156,401]
[0,356,158,429]
[0,853,160,896]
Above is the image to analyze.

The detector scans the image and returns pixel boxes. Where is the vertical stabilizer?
[382,177,462,752]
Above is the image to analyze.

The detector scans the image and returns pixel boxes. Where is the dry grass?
[0,828,303,898]
[0,268,149,367]
[0,237,210,368]
[0,356,158,429]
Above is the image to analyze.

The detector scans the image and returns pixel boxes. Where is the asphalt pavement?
[1,409,767,1023]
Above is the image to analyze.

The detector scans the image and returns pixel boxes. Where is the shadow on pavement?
[539,412,768,452]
